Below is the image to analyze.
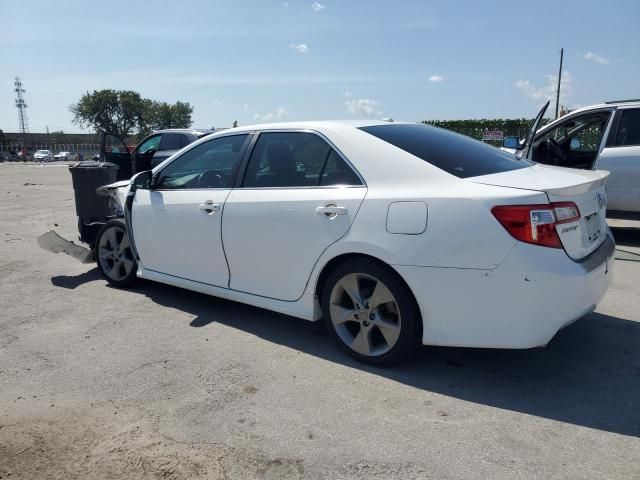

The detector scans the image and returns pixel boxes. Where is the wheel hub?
[329,272,402,357]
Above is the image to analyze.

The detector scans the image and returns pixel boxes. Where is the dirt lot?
[1,163,639,479]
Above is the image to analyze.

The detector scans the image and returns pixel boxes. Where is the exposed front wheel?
[322,258,421,365]
[96,219,137,287]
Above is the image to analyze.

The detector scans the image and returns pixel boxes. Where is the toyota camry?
[94,120,615,364]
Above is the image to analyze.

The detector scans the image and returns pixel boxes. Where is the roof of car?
[220,119,402,134]
[154,128,214,135]
[568,99,640,114]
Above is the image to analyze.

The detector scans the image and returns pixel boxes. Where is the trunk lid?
[469,164,610,260]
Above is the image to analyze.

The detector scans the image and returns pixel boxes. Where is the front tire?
[321,258,421,365]
[95,219,137,288]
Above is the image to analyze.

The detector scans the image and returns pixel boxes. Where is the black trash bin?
[68,161,118,245]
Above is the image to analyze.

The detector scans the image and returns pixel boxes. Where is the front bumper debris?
[37,230,93,263]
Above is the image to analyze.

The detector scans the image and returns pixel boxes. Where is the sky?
[1,0,639,133]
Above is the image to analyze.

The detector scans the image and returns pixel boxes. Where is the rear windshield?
[359,123,531,178]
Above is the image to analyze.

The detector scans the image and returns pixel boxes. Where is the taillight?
[491,202,580,248]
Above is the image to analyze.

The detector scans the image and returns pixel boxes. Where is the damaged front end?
[38,168,132,263]
[76,180,130,247]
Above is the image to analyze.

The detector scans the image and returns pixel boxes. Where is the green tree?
[70,89,149,138]
[144,100,194,133]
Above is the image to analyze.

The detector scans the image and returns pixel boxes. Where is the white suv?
[504,99,640,217]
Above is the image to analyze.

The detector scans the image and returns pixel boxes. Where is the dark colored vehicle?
[100,129,213,180]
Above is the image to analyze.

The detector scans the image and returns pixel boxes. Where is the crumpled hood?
[96,180,131,214]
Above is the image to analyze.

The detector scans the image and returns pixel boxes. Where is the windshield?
[360,123,532,179]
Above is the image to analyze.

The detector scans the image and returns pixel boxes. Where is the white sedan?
[53,151,77,161]
[95,120,615,364]
[33,150,53,162]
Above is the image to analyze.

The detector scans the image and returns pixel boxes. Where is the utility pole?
[14,76,30,133]
[555,48,564,119]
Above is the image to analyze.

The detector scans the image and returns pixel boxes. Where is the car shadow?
[134,276,640,437]
[51,268,102,289]
[611,226,640,248]
[51,268,640,437]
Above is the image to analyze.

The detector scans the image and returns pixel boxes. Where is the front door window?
[533,112,611,168]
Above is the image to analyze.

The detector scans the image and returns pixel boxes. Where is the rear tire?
[95,219,137,288]
[321,258,421,365]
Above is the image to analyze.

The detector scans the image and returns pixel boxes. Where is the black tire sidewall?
[321,258,421,365]
[95,219,138,288]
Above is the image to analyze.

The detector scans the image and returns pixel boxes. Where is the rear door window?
[242,132,362,187]
[615,109,640,147]
[159,133,184,151]
[360,124,531,178]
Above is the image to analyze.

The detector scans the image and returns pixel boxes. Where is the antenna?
[555,49,563,119]
[14,76,30,133]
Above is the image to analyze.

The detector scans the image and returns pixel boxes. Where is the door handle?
[199,200,220,214]
[316,205,347,216]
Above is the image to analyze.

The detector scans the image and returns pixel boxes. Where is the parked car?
[89,120,614,364]
[53,151,77,161]
[101,128,213,179]
[503,99,640,218]
[33,150,53,162]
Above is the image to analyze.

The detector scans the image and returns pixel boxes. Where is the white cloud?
[253,107,291,122]
[515,71,573,105]
[289,43,309,54]
[345,98,382,116]
[428,75,444,83]
[580,51,609,65]
[283,1,289,7]
[213,99,223,106]
[275,106,290,118]
[311,2,325,11]
[343,90,352,97]
[243,103,249,112]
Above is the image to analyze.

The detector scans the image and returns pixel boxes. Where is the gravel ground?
[1,163,639,479]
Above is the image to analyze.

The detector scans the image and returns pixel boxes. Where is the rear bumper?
[395,231,615,349]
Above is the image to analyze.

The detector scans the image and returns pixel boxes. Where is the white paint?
[386,201,428,234]
[108,119,615,349]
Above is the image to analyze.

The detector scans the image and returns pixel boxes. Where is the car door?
[131,133,250,286]
[150,132,190,168]
[597,107,640,213]
[222,131,367,301]
[101,133,133,179]
[530,110,612,168]
[132,134,162,174]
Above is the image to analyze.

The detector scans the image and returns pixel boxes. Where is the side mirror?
[130,170,152,190]
[144,148,157,158]
[502,136,522,149]
[570,138,581,150]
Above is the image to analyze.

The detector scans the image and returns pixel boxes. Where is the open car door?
[100,132,132,180]
[521,100,550,160]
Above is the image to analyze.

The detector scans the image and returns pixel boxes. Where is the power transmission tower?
[14,76,30,133]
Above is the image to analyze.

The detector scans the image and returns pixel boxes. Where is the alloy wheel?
[97,225,135,281]
[329,272,402,356]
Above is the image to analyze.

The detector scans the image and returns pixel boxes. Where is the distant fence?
[1,143,99,153]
